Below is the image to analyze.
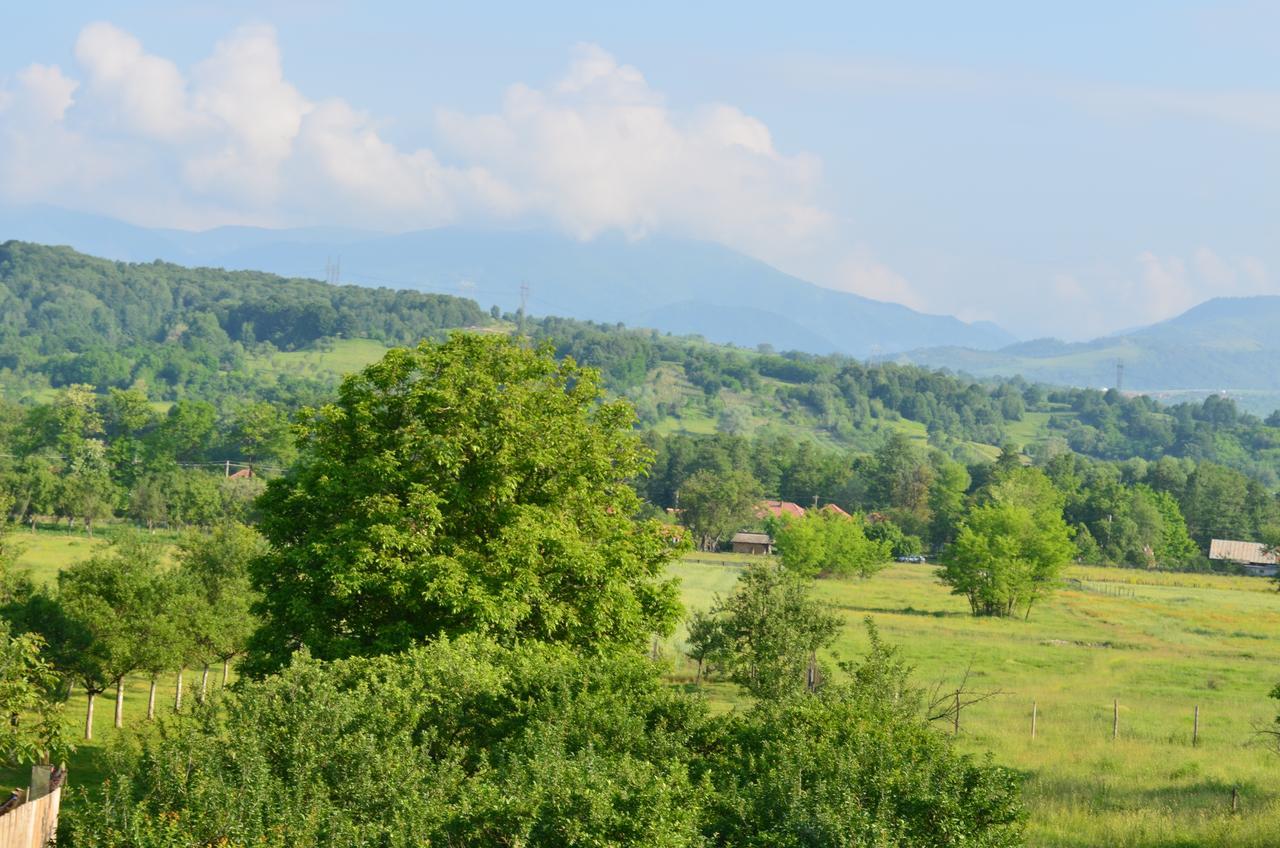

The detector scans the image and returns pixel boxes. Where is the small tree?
[712,562,840,699]
[683,610,727,685]
[49,538,162,736]
[772,512,890,579]
[176,524,266,691]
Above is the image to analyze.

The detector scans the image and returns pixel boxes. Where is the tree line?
[650,428,1274,572]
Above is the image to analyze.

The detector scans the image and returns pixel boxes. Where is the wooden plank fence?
[0,767,64,848]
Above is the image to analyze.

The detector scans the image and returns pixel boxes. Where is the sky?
[1,1,1277,340]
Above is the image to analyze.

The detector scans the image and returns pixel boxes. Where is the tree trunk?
[114,678,125,729]
[199,664,209,703]
[84,690,95,740]
[695,658,703,686]
[147,677,157,720]
[174,667,185,712]
[221,658,230,688]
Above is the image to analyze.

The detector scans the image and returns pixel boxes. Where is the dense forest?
[0,241,485,404]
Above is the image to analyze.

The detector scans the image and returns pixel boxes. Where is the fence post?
[1193,705,1199,747]
[953,691,960,735]
[1031,701,1038,740]
[1112,699,1119,740]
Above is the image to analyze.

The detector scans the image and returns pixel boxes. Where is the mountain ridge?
[0,205,1013,358]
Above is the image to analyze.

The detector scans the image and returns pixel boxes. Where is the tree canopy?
[247,335,685,673]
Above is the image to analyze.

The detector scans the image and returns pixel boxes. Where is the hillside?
[0,205,1014,357]
[892,296,1280,414]
[6,242,1280,489]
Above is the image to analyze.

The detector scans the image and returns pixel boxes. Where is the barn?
[1208,539,1279,577]
[731,532,774,556]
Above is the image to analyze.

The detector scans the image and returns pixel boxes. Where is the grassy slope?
[667,556,1280,848]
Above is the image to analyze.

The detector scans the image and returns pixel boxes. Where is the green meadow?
[11,534,1280,847]
[667,555,1280,848]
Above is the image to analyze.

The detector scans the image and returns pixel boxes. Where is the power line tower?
[324,256,342,285]
[1115,360,1125,392]
[517,281,530,333]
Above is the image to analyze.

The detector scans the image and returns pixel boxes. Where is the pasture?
[10,532,1280,847]
[667,555,1280,847]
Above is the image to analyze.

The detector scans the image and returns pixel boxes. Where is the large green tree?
[247,335,684,673]
[771,511,890,579]
[677,468,762,552]
[941,467,1074,619]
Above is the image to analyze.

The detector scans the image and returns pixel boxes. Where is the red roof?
[228,468,254,479]
[820,503,851,518]
[755,500,806,519]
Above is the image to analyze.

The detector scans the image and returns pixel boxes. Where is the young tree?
[941,468,1073,619]
[683,609,726,685]
[247,335,686,674]
[712,562,840,699]
[176,524,266,689]
[772,512,890,579]
[678,468,762,552]
[48,538,162,737]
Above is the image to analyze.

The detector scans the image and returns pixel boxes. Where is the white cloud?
[436,44,827,255]
[75,22,195,139]
[0,30,825,252]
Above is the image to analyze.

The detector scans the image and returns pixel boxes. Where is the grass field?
[666,555,1280,847]
[11,534,1280,846]
[243,337,392,383]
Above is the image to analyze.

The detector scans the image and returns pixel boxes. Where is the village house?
[1208,539,1279,577]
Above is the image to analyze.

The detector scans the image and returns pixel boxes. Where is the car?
[894,554,927,563]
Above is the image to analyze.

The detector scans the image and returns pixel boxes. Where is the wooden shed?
[731,532,774,556]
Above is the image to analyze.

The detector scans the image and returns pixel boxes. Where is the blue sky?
[2,1,1277,339]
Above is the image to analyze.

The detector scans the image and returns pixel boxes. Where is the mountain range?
[0,205,1012,358]
[886,297,1280,414]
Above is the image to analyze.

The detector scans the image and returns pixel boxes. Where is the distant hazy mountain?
[889,296,1280,414]
[0,205,1014,358]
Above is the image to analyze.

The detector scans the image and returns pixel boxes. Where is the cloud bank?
[0,24,826,257]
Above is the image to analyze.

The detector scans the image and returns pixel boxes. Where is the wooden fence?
[0,767,64,848]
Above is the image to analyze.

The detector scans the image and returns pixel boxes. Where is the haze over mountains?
[887,297,1280,414]
[0,205,1012,358]
[4,205,1280,413]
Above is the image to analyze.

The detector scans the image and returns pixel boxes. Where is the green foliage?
[942,468,1074,618]
[702,622,1025,848]
[63,630,1024,848]
[0,621,71,767]
[65,636,709,848]
[247,335,685,673]
[708,562,840,699]
[31,536,171,738]
[678,468,763,552]
[174,524,266,669]
[771,512,890,579]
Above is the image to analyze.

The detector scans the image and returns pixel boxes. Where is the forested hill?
[0,240,486,401]
[6,241,1280,490]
